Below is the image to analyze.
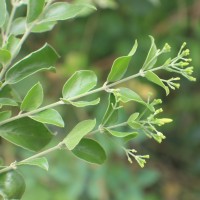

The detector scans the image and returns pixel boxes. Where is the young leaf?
[20,82,43,112]
[128,121,142,129]
[30,109,64,127]
[42,2,95,22]
[0,98,18,107]
[142,36,157,70]
[0,171,26,199]
[18,157,49,171]
[10,17,26,36]
[62,70,97,99]
[32,21,57,33]
[27,0,45,23]
[72,138,106,165]
[0,111,11,122]
[0,117,53,151]
[63,98,100,107]
[64,119,96,150]
[4,35,20,57]
[0,49,11,64]
[5,43,59,84]
[105,128,138,138]
[107,40,138,82]
[128,112,140,122]
[145,71,169,95]
[0,0,7,28]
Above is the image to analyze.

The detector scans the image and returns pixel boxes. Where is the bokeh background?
[2,0,200,199]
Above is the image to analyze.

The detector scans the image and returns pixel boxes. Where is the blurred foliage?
[1,0,199,199]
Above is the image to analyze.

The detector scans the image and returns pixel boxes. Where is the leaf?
[0,111,11,122]
[64,119,96,150]
[0,98,18,107]
[0,171,25,199]
[107,40,138,82]
[5,43,59,84]
[42,2,96,22]
[20,82,43,112]
[4,35,20,57]
[128,112,140,122]
[18,157,49,171]
[145,71,169,95]
[10,17,26,36]
[27,0,45,23]
[32,21,57,33]
[63,98,100,107]
[0,49,11,64]
[30,109,64,127]
[62,70,97,99]
[123,133,139,143]
[102,93,119,126]
[105,128,138,138]
[0,117,53,151]
[72,138,106,165]
[0,0,7,28]
[142,36,157,70]
[128,121,142,129]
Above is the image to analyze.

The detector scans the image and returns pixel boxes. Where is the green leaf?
[4,35,20,57]
[0,0,7,28]
[0,49,11,64]
[0,111,11,122]
[102,93,120,126]
[27,0,45,23]
[32,21,57,33]
[122,133,139,143]
[0,117,53,151]
[62,70,97,99]
[128,112,140,122]
[63,98,100,107]
[105,128,138,138]
[64,119,96,150]
[128,121,142,129]
[5,43,59,84]
[107,40,138,82]
[142,36,157,70]
[0,171,25,199]
[42,2,96,22]
[30,109,64,127]
[72,138,106,165]
[145,71,169,95]
[18,157,49,171]
[10,17,26,36]
[0,98,18,107]
[20,82,43,112]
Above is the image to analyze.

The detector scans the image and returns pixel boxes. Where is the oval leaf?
[0,98,18,107]
[0,171,25,199]
[27,0,45,23]
[30,109,64,127]
[64,119,96,150]
[4,35,20,57]
[63,98,100,107]
[32,21,57,33]
[0,49,11,64]
[107,40,138,82]
[128,112,140,123]
[10,17,26,36]
[106,128,138,138]
[62,70,97,99]
[0,117,53,151]
[72,138,106,165]
[0,0,7,28]
[5,43,59,84]
[18,157,49,171]
[0,111,11,122]
[20,82,43,112]
[145,71,169,95]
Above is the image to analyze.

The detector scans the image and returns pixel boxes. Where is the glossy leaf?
[0,111,11,122]
[20,82,43,112]
[0,49,11,64]
[105,128,138,138]
[145,71,169,95]
[18,157,49,171]
[0,117,53,151]
[30,109,64,127]
[107,40,138,82]
[4,35,20,57]
[0,98,18,107]
[32,21,57,33]
[27,0,45,23]
[0,0,7,28]
[142,36,157,70]
[72,138,106,164]
[62,70,97,99]
[0,171,25,199]
[64,119,96,150]
[42,2,95,22]
[5,43,59,84]
[10,17,26,36]
[64,98,100,107]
